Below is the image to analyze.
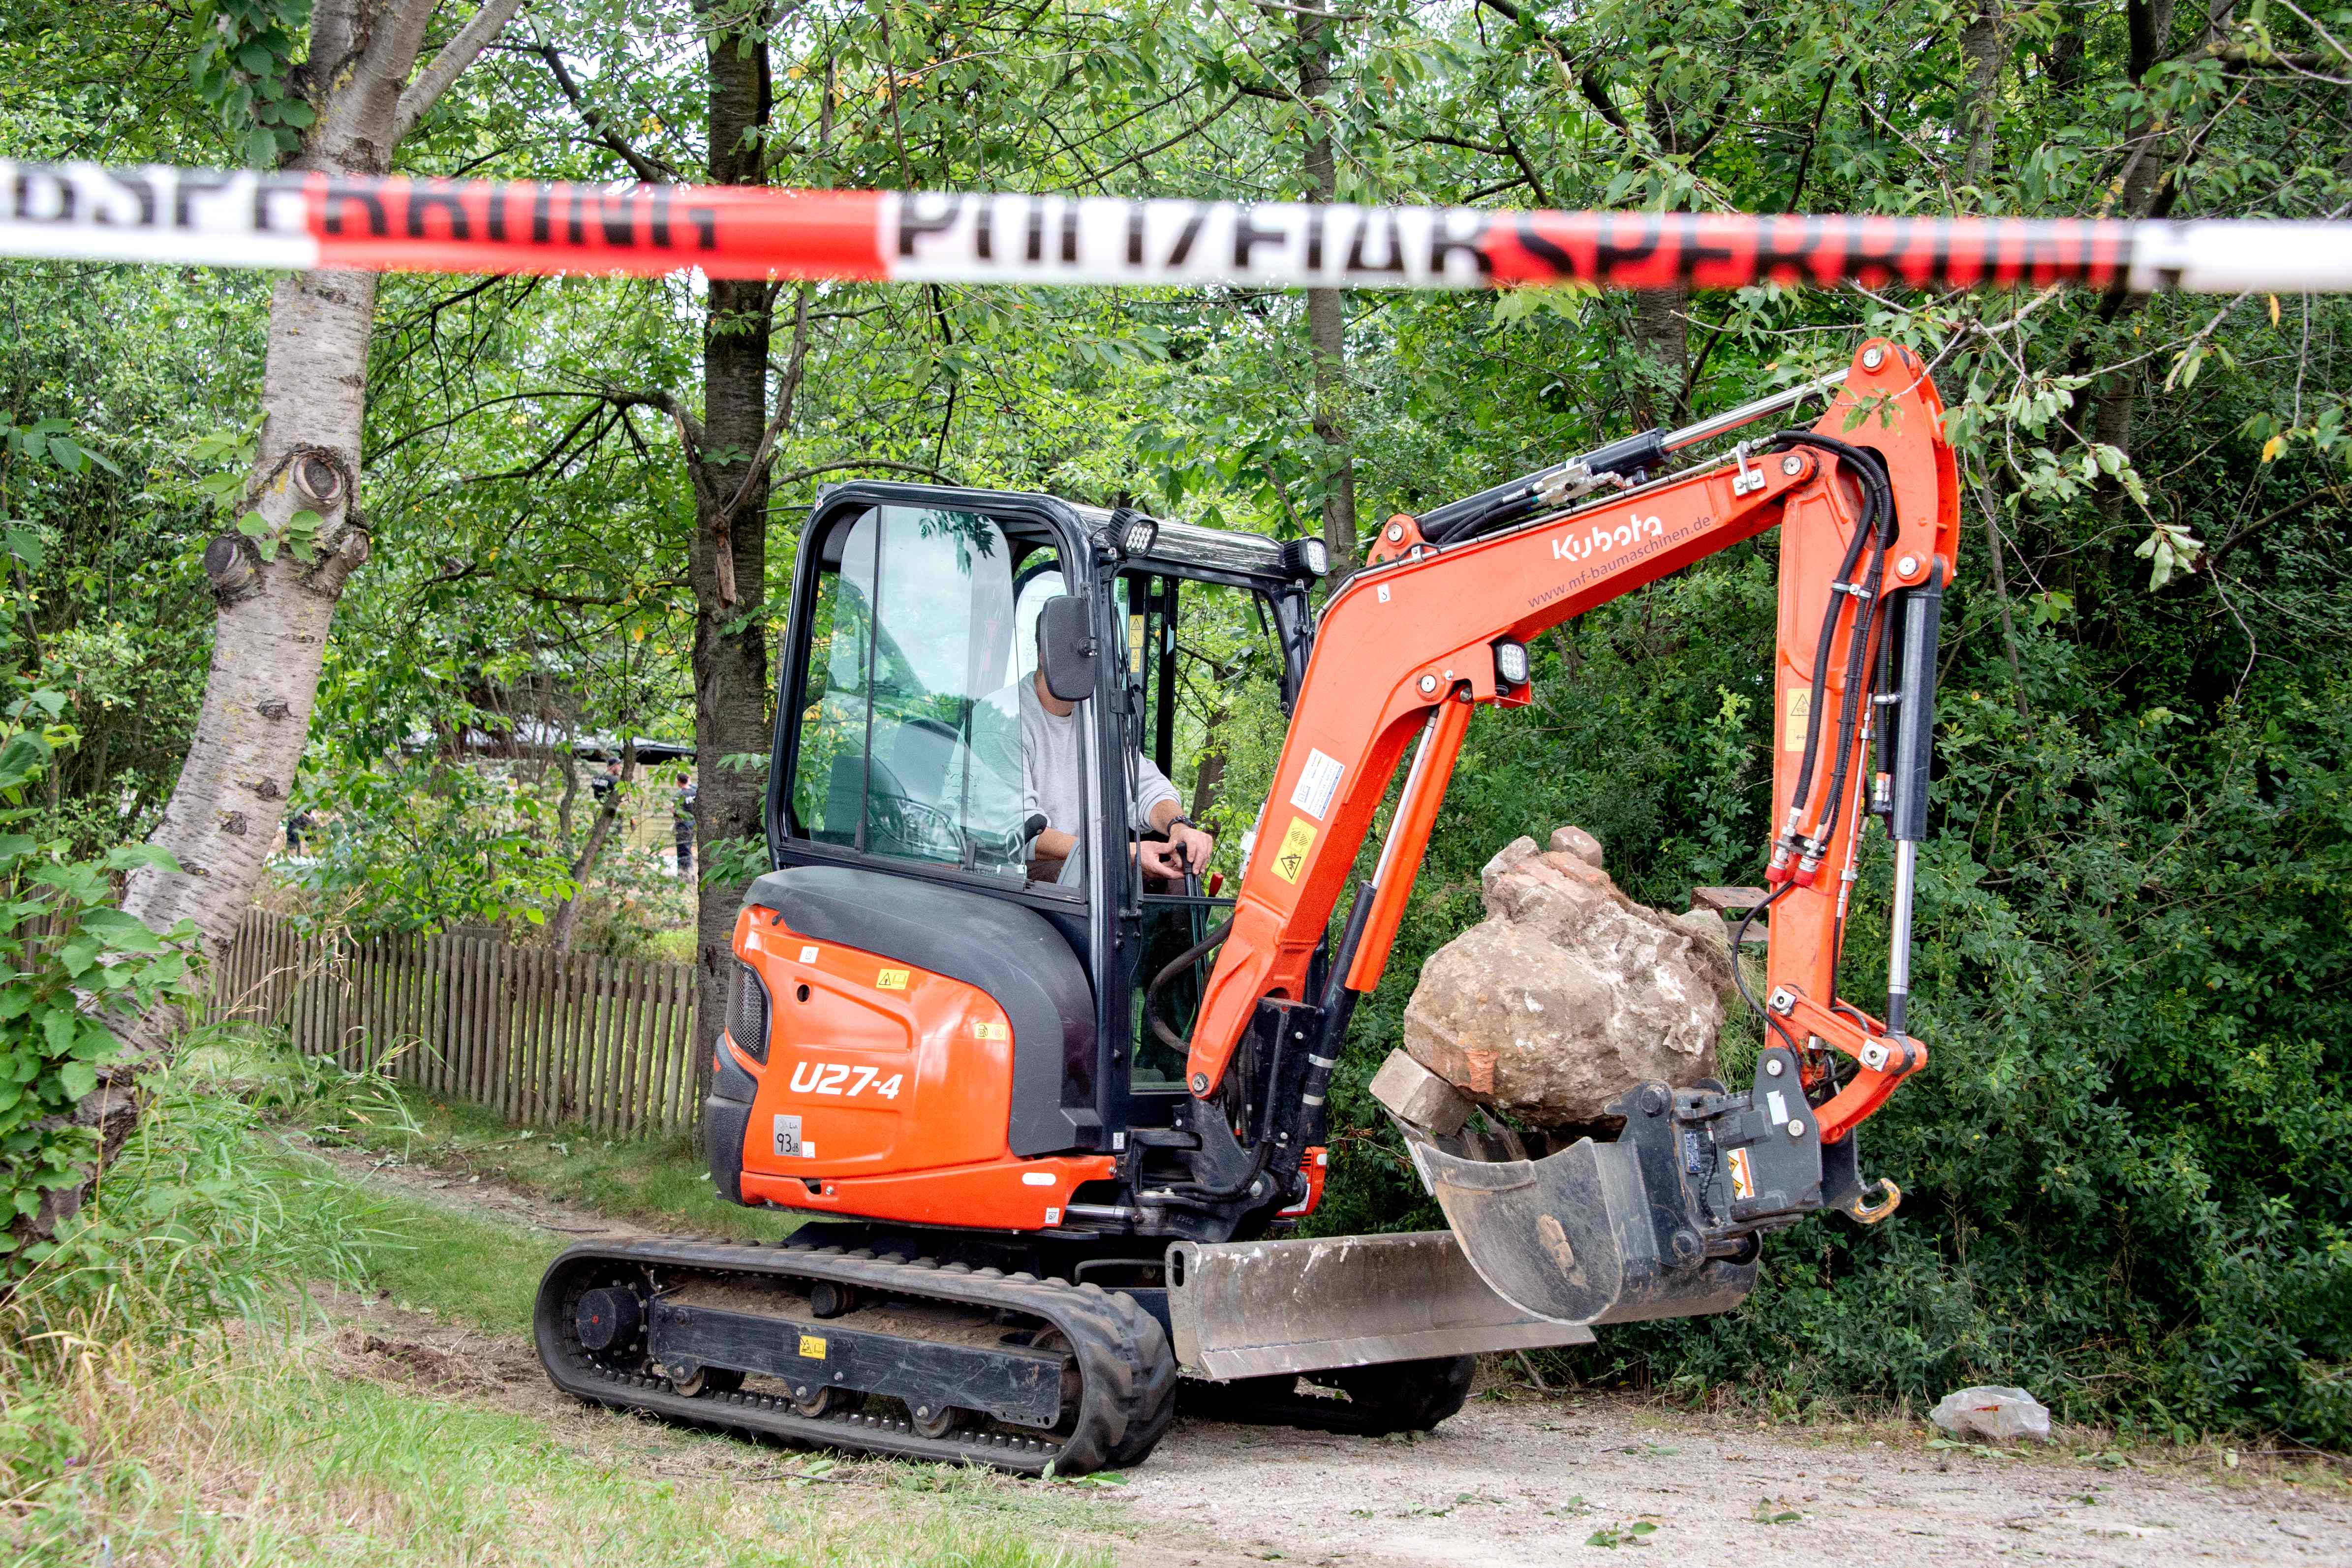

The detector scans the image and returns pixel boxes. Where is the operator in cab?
[1021,654,1213,888]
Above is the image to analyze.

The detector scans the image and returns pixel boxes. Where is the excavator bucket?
[1371,1051,1761,1327]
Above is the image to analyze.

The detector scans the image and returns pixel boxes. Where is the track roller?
[534,1236,1177,1476]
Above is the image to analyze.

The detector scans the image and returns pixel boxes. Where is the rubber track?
[533,1235,1179,1476]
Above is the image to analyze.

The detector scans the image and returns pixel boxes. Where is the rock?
[1400,829,1736,1129]
[1547,824,1605,868]
[1929,1386,2053,1444]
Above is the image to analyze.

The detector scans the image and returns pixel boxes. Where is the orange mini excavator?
[534,339,1962,1473]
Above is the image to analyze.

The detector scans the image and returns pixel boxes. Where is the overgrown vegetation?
[311,1072,799,1242]
[2,0,2348,1453]
[0,1047,1107,1564]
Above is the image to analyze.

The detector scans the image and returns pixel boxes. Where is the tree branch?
[770,458,956,488]
[392,0,527,145]
[525,36,679,182]
[601,388,711,502]
[715,285,816,526]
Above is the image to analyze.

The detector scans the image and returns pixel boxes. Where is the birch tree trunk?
[44,0,522,1239]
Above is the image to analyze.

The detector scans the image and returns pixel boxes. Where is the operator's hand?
[1139,822,1215,882]
[1136,837,1191,882]
[1169,821,1215,875]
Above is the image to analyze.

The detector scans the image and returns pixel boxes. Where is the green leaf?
[236,510,270,539]
[0,731,53,794]
[102,844,182,874]
[57,1061,95,1101]
[81,909,166,954]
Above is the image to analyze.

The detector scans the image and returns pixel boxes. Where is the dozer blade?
[1371,1050,1762,1327]
[1164,1229,1595,1381]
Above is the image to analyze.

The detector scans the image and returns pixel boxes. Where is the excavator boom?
[1185,339,1961,1322]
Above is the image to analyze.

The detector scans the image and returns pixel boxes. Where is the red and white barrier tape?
[5,162,2350,293]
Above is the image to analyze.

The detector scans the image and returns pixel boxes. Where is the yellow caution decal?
[1728,1147,1756,1201]
[1271,817,1317,883]
[1782,687,1811,750]
[798,1334,827,1359]
[875,968,910,990]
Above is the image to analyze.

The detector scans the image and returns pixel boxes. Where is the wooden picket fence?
[205,910,702,1138]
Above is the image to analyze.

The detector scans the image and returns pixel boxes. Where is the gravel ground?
[1122,1396,2352,1567]
[319,1142,2352,1567]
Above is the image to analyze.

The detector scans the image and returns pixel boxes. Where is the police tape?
[6,161,2352,294]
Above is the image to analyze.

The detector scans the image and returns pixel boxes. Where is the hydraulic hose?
[1145,916,1234,1056]
[1764,432,1894,864]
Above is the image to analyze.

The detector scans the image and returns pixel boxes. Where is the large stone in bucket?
[1401,828,1737,1130]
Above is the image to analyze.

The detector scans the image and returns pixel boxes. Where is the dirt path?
[318,1146,2352,1568]
[1123,1399,2351,1567]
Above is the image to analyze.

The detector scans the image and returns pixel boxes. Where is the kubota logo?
[1552,513,1664,561]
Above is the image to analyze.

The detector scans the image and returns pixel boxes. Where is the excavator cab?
[723,483,1328,1241]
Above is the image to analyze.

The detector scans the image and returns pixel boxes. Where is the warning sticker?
[1782,686,1811,750]
[875,967,910,990]
[1728,1146,1756,1201]
[798,1334,827,1359]
[1289,747,1346,820]
[972,1019,1007,1041]
[1271,817,1317,883]
[798,944,819,963]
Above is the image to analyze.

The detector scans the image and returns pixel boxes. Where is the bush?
[0,1042,389,1529]
[1313,552,2352,1446]
[0,693,198,1267]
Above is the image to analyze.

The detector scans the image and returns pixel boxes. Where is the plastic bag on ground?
[1930,1385,2052,1443]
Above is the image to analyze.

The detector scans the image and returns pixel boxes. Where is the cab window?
[789,505,1035,880]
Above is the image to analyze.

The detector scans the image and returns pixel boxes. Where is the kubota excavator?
[532,338,1962,1473]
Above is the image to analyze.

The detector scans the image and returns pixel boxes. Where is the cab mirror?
[1036,595,1096,704]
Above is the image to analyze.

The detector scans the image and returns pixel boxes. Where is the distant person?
[590,756,623,803]
[673,775,697,878]
[284,808,313,855]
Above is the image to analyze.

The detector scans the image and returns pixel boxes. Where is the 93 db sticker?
[1270,817,1317,883]
[774,1113,813,1160]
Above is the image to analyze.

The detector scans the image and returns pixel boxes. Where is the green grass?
[3,1045,1124,1566]
[335,1085,798,1242]
[337,1176,561,1335]
[11,1336,1120,1566]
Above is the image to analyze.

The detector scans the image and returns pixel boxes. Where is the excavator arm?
[1182,340,1960,1320]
